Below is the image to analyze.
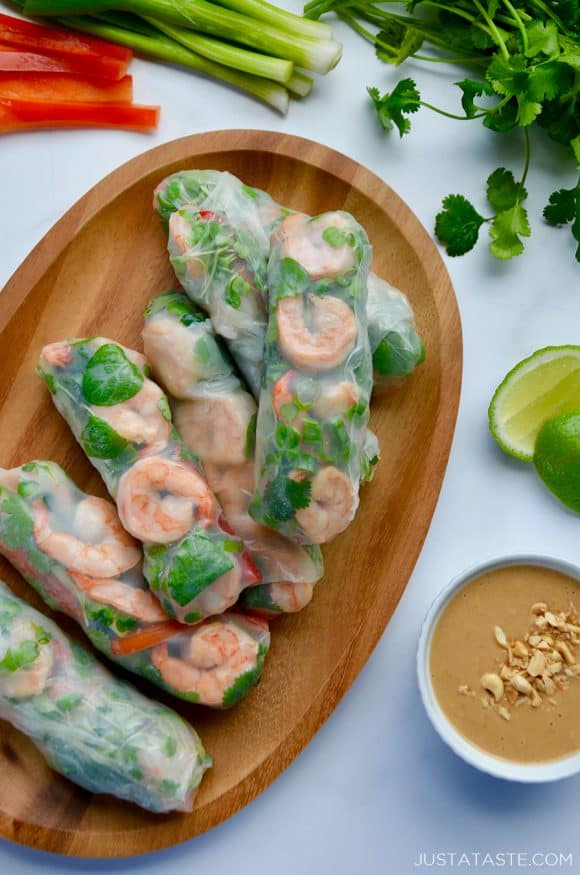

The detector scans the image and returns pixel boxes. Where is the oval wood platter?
[0,130,461,857]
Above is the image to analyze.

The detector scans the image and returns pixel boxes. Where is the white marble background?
[0,2,579,871]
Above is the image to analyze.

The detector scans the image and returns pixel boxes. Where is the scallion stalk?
[211,0,333,40]
[24,0,343,73]
[148,17,293,83]
[287,68,313,97]
[59,13,290,112]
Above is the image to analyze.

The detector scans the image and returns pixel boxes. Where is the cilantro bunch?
[305,0,579,262]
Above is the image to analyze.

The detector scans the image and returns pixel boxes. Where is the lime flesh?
[489,346,580,461]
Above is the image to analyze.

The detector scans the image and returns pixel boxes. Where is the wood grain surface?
[0,130,462,857]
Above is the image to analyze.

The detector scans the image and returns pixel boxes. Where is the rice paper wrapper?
[0,581,210,812]
[155,169,424,391]
[143,291,324,609]
[0,462,269,707]
[251,211,373,545]
[37,338,259,624]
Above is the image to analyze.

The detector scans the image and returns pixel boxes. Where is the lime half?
[534,413,580,513]
[489,346,580,462]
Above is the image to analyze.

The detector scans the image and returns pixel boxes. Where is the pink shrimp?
[70,571,167,624]
[32,497,141,578]
[116,456,217,544]
[277,294,357,372]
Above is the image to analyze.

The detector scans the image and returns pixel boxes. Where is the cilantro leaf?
[435,195,485,256]
[538,98,579,147]
[526,62,574,102]
[483,97,519,133]
[375,23,422,65]
[367,78,420,137]
[262,475,311,522]
[543,186,580,262]
[455,79,494,118]
[486,168,526,211]
[525,20,559,58]
[487,53,529,97]
[489,204,531,258]
[543,187,577,225]
[516,96,543,126]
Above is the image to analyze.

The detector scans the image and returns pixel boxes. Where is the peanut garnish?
[458,600,580,721]
[494,626,509,649]
[480,673,504,702]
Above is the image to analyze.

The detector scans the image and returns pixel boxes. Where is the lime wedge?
[534,413,580,513]
[489,346,580,462]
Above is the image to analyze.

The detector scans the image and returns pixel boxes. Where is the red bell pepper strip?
[0,72,133,103]
[0,13,131,63]
[0,47,128,80]
[0,97,160,133]
[110,621,186,656]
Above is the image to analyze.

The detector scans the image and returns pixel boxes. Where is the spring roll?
[0,581,210,812]
[0,462,269,707]
[250,211,373,544]
[37,338,261,624]
[154,169,424,390]
[142,290,323,616]
[367,274,425,395]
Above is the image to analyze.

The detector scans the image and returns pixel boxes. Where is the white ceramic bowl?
[417,554,580,783]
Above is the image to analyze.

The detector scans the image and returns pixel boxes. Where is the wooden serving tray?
[0,130,461,857]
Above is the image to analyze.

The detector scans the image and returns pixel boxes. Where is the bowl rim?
[417,553,580,783]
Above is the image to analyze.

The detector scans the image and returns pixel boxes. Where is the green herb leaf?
[163,533,235,606]
[543,187,577,225]
[263,475,311,522]
[487,53,529,98]
[455,79,495,118]
[525,20,559,58]
[367,78,420,137]
[322,226,347,249]
[486,167,525,211]
[516,96,543,126]
[222,665,261,708]
[81,414,128,459]
[82,344,144,407]
[489,204,531,258]
[435,195,485,256]
[544,186,580,262]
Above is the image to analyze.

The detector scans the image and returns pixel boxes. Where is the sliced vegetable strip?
[0,581,210,812]
[38,338,260,624]
[0,72,133,102]
[0,47,128,79]
[143,290,324,616]
[0,97,159,132]
[250,210,373,545]
[0,461,269,708]
[0,11,132,62]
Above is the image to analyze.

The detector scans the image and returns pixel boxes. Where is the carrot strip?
[0,47,128,79]
[0,72,132,103]
[0,97,159,133]
[0,12,131,63]
[111,621,185,656]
